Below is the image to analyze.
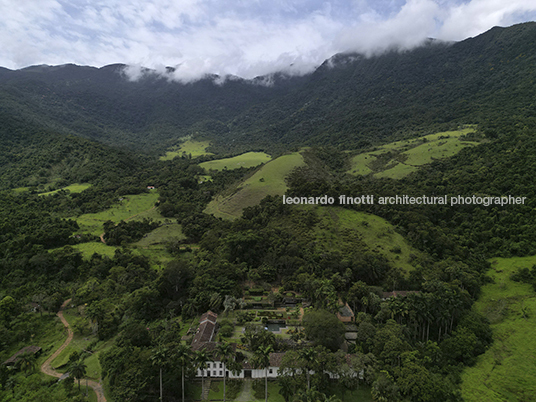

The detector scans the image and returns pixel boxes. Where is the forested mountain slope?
[0,22,534,154]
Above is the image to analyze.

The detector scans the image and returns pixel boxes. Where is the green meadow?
[461,256,536,401]
[71,242,118,258]
[66,190,184,266]
[12,186,30,193]
[160,139,213,160]
[74,192,159,236]
[134,222,185,247]
[38,183,92,196]
[313,206,421,273]
[204,151,305,219]
[199,151,272,171]
[347,127,480,179]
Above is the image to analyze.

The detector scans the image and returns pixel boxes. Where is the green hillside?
[347,127,480,179]
[74,192,159,236]
[38,183,92,196]
[461,256,536,401]
[313,207,422,273]
[160,139,213,160]
[199,151,271,171]
[204,151,304,219]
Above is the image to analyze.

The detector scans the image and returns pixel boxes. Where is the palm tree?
[293,387,323,402]
[16,352,37,376]
[215,342,233,402]
[151,346,168,401]
[68,360,87,390]
[253,344,273,402]
[299,348,318,390]
[194,349,210,399]
[174,343,191,402]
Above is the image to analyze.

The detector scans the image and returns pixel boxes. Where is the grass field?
[69,191,181,264]
[134,222,185,247]
[12,186,29,193]
[347,127,480,179]
[461,255,536,401]
[199,151,272,171]
[204,152,305,220]
[313,206,421,273]
[72,242,118,258]
[74,192,159,236]
[39,183,92,196]
[160,139,213,160]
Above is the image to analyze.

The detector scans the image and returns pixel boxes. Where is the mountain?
[227,22,536,148]
[0,63,306,152]
[0,22,535,156]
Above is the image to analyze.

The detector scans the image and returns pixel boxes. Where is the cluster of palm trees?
[151,341,276,402]
[386,285,464,343]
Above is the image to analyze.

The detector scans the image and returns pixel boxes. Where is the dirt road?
[41,299,107,402]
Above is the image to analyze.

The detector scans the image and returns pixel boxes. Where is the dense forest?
[1,21,536,402]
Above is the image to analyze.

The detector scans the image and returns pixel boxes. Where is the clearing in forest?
[312,206,421,273]
[134,223,185,247]
[38,183,92,196]
[204,152,305,219]
[199,151,272,171]
[347,127,480,179]
[74,192,159,236]
[461,256,536,401]
[160,139,213,160]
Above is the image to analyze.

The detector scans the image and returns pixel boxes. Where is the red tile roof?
[199,310,218,324]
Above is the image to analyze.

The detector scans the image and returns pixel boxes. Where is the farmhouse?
[191,310,218,350]
[191,311,362,381]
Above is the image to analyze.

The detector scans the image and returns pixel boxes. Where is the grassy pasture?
[134,222,185,247]
[347,127,479,179]
[314,206,420,273]
[373,163,418,179]
[71,242,118,258]
[74,192,159,236]
[160,139,212,160]
[199,151,272,171]
[204,152,305,220]
[67,191,183,265]
[461,256,536,401]
[38,183,92,196]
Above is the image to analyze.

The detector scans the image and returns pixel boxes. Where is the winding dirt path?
[41,299,107,402]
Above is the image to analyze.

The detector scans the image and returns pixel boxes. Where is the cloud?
[0,1,535,82]
[438,0,536,40]
[334,0,440,56]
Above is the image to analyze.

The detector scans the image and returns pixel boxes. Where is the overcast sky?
[1,0,535,81]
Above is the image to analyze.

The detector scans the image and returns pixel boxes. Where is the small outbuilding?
[3,346,42,366]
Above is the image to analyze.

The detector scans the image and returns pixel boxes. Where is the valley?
[1,21,536,402]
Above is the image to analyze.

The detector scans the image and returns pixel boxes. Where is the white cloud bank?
[0,0,535,82]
